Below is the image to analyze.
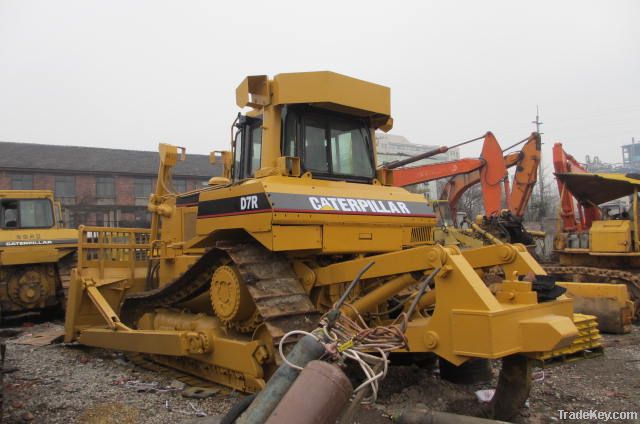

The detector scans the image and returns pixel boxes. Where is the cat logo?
[308,196,411,214]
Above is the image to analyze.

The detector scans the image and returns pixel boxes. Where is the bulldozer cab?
[231,105,376,184]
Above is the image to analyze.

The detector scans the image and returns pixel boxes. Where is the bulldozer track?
[125,352,218,388]
[118,241,319,386]
[218,242,319,340]
[56,252,76,306]
[544,265,640,319]
[121,242,318,341]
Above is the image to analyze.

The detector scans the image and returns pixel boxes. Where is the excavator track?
[544,265,640,319]
[118,241,319,388]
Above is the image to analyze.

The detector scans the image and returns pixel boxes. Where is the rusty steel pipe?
[265,361,353,424]
[237,335,326,424]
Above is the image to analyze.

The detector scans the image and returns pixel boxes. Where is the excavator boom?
[506,133,541,218]
[552,143,601,231]
[440,133,540,220]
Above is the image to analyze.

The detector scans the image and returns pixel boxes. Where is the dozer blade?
[558,282,634,334]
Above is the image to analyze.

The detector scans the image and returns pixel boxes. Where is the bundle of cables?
[278,262,439,405]
[278,305,408,404]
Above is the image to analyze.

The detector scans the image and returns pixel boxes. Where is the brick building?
[0,141,221,228]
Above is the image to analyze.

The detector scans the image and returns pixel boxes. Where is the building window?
[10,174,33,190]
[55,176,76,205]
[173,179,186,193]
[134,209,151,228]
[134,178,153,206]
[96,176,115,205]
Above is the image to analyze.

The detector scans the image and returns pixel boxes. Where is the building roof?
[0,141,221,178]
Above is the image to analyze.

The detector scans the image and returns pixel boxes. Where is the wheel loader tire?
[221,393,256,424]
[439,358,493,384]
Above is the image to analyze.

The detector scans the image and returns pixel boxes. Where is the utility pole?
[532,106,545,219]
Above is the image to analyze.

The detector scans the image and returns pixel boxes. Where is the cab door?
[232,116,263,181]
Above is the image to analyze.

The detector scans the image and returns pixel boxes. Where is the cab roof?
[236,71,393,131]
[555,172,640,205]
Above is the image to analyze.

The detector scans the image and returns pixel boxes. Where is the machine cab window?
[232,116,263,181]
[0,199,54,229]
[283,106,375,182]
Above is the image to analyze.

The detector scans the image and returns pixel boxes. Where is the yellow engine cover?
[589,220,631,253]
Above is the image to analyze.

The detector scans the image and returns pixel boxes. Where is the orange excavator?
[381,132,541,246]
[551,143,601,232]
[439,133,541,245]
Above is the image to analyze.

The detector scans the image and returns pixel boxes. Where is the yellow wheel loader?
[64,72,579,419]
[0,190,77,320]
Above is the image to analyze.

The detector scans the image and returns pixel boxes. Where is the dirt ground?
[2,322,639,424]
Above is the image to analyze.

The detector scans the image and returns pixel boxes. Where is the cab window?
[296,107,375,181]
[250,124,262,176]
[232,116,263,181]
[1,199,54,229]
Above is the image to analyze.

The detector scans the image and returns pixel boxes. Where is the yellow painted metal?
[0,189,77,315]
[270,71,391,118]
[77,328,210,356]
[64,71,581,393]
[590,220,632,253]
[348,273,417,314]
[252,225,322,251]
[531,314,603,363]
[558,282,634,333]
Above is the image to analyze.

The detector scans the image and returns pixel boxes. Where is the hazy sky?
[1,1,638,167]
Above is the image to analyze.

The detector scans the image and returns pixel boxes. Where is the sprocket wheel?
[8,270,46,307]
[210,265,261,332]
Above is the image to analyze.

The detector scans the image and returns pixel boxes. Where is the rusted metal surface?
[265,360,352,424]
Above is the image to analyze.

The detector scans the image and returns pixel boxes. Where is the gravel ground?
[2,322,639,423]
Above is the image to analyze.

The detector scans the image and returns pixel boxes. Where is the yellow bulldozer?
[0,190,77,320]
[64,72,583,419]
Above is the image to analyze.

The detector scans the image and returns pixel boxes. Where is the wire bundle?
[278,305,408,404]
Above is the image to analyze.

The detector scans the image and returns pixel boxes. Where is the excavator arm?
[505,133,541,218]
[440,133,540,220]
[384,158,485,187]
[440,151,520,219]
[380,132,506,197]
[552,143,601,231]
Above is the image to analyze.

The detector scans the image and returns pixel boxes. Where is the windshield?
[1,199,54,229]
[286,107,375,180]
